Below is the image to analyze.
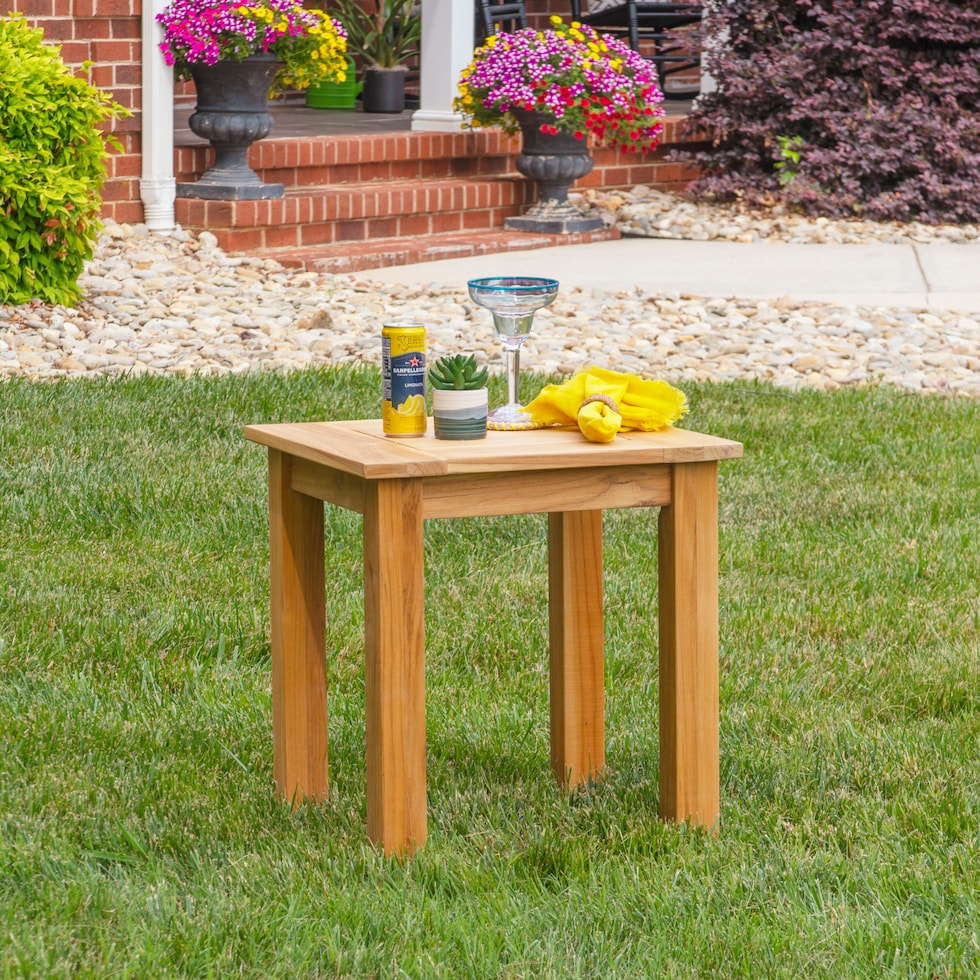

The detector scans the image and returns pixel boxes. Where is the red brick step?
[265,226,621,275]
[175,176,532,253]
[173,119,700,263]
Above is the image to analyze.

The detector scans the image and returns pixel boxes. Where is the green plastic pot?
[306,58,362,110]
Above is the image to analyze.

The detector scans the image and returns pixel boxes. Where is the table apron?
[289,456,673,518]
[291,456,366,512]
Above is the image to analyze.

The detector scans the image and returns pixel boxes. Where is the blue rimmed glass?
[467,276,559,425]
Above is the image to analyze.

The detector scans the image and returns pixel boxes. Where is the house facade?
[11,0,560,229]
[9,1,699,241]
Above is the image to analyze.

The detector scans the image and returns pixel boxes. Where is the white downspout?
[140,0,176,232]
[411,0,471,132]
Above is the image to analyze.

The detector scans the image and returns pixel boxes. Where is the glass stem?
[505,346,521,406]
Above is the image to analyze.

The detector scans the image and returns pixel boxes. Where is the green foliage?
[773,135,804,187]
[1,369,979,975]
[0,14,126,306]
[428,352,489,390]
[330,0,421,69]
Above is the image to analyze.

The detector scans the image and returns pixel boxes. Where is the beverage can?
[382,322,427,437]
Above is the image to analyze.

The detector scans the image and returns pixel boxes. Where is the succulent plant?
[428,353,488,391]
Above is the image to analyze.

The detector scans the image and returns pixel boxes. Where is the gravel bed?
[2,192,978,396]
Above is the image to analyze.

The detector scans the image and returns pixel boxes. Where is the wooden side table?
[245,419,742,856]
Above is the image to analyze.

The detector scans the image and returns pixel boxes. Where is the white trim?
[410,0,470,132]
[140,0,176,232]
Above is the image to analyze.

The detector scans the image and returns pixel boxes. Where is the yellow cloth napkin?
[525,366,688,443]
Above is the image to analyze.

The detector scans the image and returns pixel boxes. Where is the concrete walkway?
[360,238,980,313]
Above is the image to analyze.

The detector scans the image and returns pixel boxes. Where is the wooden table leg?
[363,478,426,856]
[658,461,720,828]
[268,450,328,805]
[548,510,605,790]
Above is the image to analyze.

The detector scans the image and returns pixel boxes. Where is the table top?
[245,419,742,480]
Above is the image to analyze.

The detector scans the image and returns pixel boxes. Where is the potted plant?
[454,17,665,231]
[429,354,490,440]
[156,0,348,198]
[306,55,362,110]
[331,0,421,113]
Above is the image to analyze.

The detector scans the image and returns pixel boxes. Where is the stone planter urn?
[179,54,284,200]
[505,109,603,234]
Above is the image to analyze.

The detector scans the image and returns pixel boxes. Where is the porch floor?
[174,100,694,146]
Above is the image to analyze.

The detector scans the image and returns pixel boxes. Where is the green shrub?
[0,14,125,306]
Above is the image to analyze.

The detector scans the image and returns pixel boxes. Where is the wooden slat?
[421,465,671,519]
[245,422,447,479]
[338,419,743,473]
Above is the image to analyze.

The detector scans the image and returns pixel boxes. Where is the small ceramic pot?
[432,388,488,440]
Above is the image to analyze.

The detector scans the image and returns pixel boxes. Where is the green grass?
[1,368,978,978]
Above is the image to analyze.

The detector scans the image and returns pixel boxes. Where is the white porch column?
[697,1,722,98]
[140,0,176,232]
[411,0,472,132]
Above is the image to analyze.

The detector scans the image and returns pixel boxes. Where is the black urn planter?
[179,54,285,201]
[362,68,406,114]
[505,109,603,234]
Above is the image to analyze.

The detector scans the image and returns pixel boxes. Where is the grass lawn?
[1,368,978,978]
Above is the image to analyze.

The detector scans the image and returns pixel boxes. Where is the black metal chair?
[476,0,529,41]
[569,0,703,95]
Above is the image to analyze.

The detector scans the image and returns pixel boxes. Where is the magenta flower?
[156,0,348,94]
[455,18,665,154]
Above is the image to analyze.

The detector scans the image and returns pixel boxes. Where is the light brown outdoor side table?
[245,419,742,856]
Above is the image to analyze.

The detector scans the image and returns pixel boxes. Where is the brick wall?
[9,0,145,222]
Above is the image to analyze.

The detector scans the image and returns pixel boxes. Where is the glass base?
[488,403,531,425]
